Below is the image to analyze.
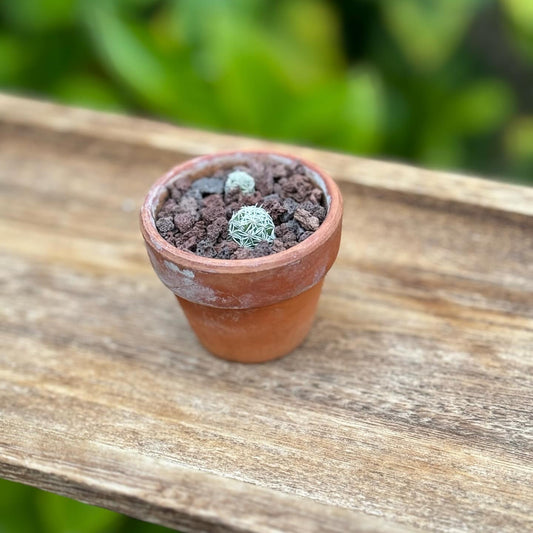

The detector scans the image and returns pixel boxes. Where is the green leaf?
[0,479,43,533]
[278,67,385,155]
[381,0,484,70]
[52,73,128,111]
[165,0,345,134]
[336,68,385,154]
[81,1,221,127]
[450,80,514,134]
[501,0,533,33]
[0,0,75,31]
[499,1,533,62]
[199,17,294,133]
[277,78,348,142]
[505,116,533,162]
[36,490,123,533]
[276,0,345,80]
[0,35,30,82]
[418,132,464,168]
[82,3,175,107]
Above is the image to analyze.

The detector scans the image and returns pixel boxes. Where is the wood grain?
[0,94,532,533]
[1,93,532,217]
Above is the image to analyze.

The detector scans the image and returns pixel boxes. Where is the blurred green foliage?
[0,1,531,530]
[0,0,532,182]
[0,478,173,533]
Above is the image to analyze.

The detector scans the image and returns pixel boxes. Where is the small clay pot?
[140,151,343,363]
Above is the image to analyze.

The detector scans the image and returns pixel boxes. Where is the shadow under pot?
[140,150,343,363]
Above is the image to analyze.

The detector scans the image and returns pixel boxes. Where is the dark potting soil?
[155,158,327,259]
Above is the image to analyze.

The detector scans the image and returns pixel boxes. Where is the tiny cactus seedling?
[228,206,275,248]
[224,170,256,195]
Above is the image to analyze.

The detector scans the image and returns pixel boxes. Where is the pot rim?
[140,149,343,275]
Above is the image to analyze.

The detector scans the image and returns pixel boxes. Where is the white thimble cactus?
[228,206,275,248]
[225,171,255,195]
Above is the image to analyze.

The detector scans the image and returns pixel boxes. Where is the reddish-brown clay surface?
[178,281,324,363]
[140,151,343,362]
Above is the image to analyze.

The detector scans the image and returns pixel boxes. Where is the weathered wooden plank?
[1,93,532,217]
[0,95,532,533]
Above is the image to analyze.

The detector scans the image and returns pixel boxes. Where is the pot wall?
[177,281,324,363]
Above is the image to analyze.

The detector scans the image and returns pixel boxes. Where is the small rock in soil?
[174,212,196,233]
[180,235,197,251]
[254,169,274,196]
[249,241,272,258]
[271,163,290,179]
[294,208,320,231]
[280,197,298,222]
[280,174,313,202]
[271,239,286,253]
[169,179,191,202]
[206,217,228,242]
[202,194,226,223]
[276,221,299,243]
[215,241,239,259]
[261,196,286,223]
[196,240,217,258]
[159,199,177,217]
[233,247,254,260]
[156,216,174,233]
[301,200,326,222]
[161,231,175,245]
[177,195,199,216]
[276,219,304,239]
[309,188,323,205]
[299,230,314,242]
[191,177,224,196]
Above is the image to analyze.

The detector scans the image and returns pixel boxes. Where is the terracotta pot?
[140,151,343,363]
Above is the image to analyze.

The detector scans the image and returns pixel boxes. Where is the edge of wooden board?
[0,452,414,533]
[1,92,531,218]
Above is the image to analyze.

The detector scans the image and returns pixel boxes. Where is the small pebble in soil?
[155,158,326,259]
